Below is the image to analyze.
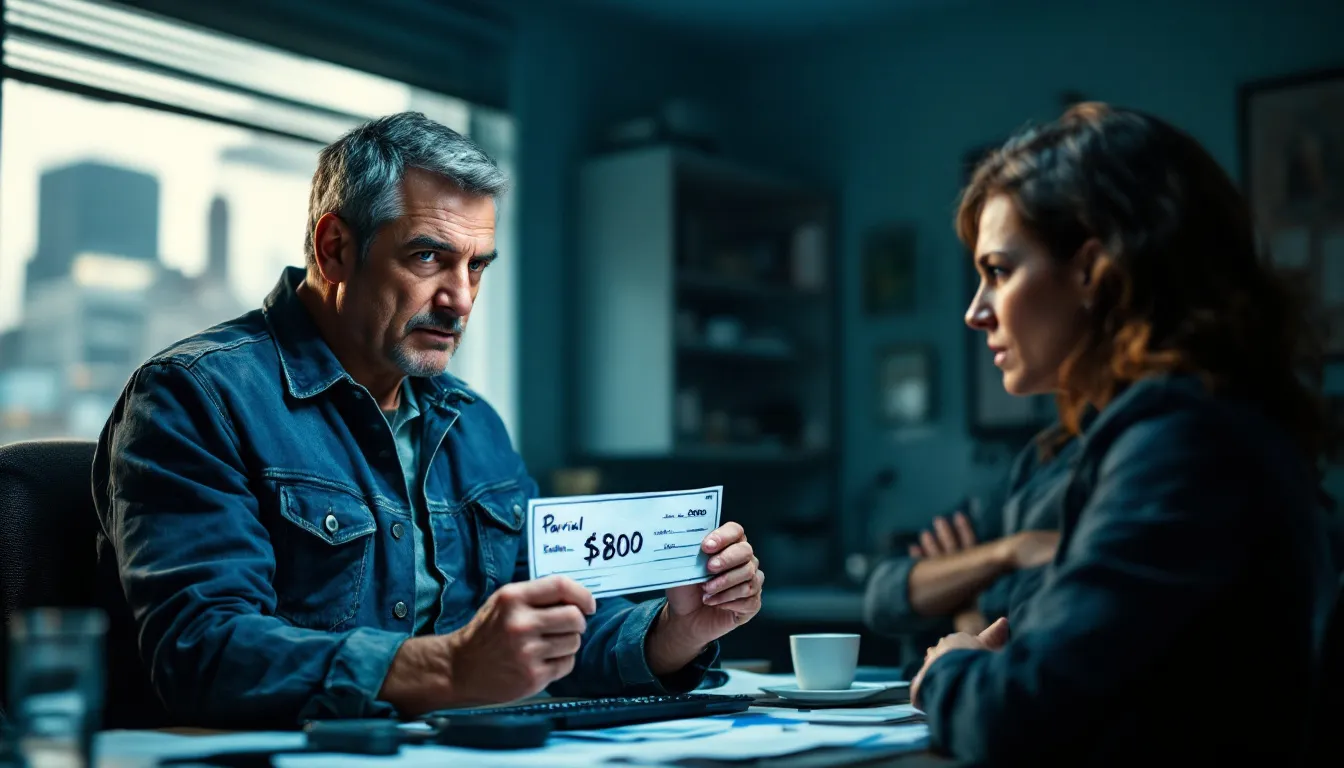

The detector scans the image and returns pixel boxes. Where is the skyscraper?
[2,159,161,442]
[25,160,160,294]
[206,195,229,284]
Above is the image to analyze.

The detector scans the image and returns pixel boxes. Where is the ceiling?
[550,0,979,39]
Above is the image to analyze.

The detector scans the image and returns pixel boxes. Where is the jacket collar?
[1077,374,1206,448]
[261,267,478,409]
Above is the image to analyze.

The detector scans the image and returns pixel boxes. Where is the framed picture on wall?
[1240,67,1344,356]
[862,226,917,315]
[960,143,1056,442]
[876,345,935,427]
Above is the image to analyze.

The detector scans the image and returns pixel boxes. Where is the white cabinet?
[577,146,834,462]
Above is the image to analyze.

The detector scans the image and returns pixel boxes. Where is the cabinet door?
[578,148,676,455]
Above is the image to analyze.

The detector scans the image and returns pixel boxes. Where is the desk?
[94,730,956,768]
[91,669,956,767]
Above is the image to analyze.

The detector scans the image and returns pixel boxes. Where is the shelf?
[672,146,818,201]
[677,342,796,363]
[578,146,834,485]
[583,445,831,465]
[674,444,829,462]
[677,272,826,302]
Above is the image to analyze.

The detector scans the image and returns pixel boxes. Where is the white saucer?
[759,681,901,704]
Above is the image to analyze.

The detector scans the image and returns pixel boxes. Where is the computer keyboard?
[423,693,755,731]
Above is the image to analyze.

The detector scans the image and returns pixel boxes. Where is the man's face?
[340,168,497,378]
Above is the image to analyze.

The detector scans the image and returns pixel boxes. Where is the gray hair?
[304,111,509,266]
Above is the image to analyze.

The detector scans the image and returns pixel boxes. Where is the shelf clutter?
[577,145,833,459]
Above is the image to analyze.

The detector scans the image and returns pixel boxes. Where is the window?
[0,0,518,444]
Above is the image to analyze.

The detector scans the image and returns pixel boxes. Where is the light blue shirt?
[383,379,443,634]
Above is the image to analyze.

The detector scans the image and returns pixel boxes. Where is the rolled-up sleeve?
[94,362,406,728]
[864,479,1011,637]
[863,556,951,637]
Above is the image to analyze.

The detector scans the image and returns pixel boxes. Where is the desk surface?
[91,670,957,767]
[94,726,951,768]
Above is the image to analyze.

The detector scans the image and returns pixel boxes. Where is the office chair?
[0,439,164,728]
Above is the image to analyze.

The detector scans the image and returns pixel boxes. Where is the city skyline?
[0,153,250,442]
[0,79,319,333]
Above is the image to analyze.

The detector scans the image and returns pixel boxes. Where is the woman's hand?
[910,617,1010,708]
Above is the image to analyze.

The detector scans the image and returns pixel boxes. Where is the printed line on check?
[549,552,701,577]
[590,578,704,595]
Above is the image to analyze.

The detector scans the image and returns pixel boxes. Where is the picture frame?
[959,143,1056,442]
[861,226,917,315]
[1240,67,1344,356]
[876,345,935,427]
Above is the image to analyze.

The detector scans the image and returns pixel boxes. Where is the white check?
[527,486,723,599]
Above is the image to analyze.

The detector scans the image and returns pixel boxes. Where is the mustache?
[405,312,465,335]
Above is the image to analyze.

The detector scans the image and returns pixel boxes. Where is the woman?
[909,103,1337,765]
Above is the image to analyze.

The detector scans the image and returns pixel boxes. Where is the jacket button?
[393,601,408,619]
[391,522,405,540]
[323,514,339,533]
[512,503,522,516]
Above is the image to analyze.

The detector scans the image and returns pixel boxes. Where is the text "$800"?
[583,532,645,565]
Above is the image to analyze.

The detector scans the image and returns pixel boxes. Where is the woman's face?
[965,195,1090,396]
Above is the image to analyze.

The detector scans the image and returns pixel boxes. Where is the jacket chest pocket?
[468,484,527,595]
[271,482,377,630]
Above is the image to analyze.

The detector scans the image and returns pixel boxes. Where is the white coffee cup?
[789,633,860,691]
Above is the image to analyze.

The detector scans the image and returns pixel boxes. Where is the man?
[862,430,1076,677]
[92,112,764,727]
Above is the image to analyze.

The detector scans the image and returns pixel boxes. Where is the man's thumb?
[978,617,1010,650]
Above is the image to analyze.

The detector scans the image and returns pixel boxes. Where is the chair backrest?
[0,439,164,728]
[0,439,100,723]
[0,440,101,620]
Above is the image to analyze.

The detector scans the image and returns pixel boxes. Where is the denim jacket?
[92,267,716,728]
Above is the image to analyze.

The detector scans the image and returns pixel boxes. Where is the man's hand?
[648,522,764,676]
[378,575,596,715]
[910,617,1010,709]
[909,511,976,559]
[997,530,1061,570]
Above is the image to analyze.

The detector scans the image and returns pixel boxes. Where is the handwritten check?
[527,486,723,599]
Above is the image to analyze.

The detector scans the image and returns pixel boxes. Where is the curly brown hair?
[957,103,1326,459]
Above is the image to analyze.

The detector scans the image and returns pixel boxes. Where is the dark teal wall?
[707,0,1344,552]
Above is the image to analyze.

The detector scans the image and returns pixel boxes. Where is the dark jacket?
[91,268,714,728]
[917,375,1337,765]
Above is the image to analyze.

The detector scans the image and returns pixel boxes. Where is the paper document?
[703,669,797,697]
[528,487,723,599]
[555,717,734,742]
[750,703,923,725]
